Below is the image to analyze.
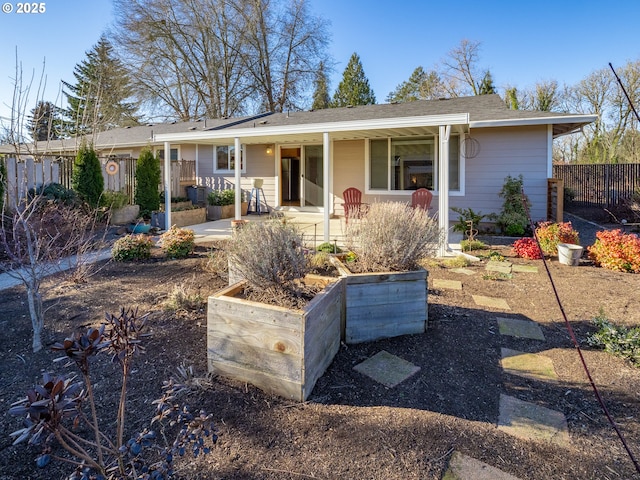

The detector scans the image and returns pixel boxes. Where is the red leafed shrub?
[512,237,543,259]
[588,229,640,273]
[535,221,580,256]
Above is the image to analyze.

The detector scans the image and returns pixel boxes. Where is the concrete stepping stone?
[498,394,569,446]
[472,295,511,310]
[512,264,538,273]
[486,260,512,274]
[497,317,545,340]
[443,451,522,480]
[433,279,463,290]
[451,267,476,276]
[353,350,420,388]
[500,348,558,382]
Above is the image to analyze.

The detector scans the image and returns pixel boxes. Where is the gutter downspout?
[163,141,172,230]
[438,125,451,257]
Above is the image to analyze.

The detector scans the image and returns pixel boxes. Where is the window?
[368,135,460,192]
[214,145,245,173]
[157,148,179,161]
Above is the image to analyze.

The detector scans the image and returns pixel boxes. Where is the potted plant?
[335,201,442,344]
[100,190,139,225]
[208,220,342,401]
[207,189,234,220]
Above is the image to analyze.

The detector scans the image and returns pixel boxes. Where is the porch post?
[163,141,172,230]
[323,132,330,242]
[234,137,242,220]
[438,125,451,257]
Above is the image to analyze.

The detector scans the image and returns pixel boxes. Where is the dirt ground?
[1,215,640,480]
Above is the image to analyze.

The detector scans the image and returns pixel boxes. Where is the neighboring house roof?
[0,95,596,155]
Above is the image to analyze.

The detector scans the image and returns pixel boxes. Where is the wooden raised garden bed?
[207,276,342,401]
[151,207,206,228]
[332,258,428,344]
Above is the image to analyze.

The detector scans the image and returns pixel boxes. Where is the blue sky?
[1,0,639,127]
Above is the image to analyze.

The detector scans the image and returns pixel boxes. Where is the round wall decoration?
[105,160,119,175]
[462,135,480,159]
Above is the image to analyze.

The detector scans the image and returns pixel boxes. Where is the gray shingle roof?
[0,95,594,154]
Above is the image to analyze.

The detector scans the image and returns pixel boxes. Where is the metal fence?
[553,163,640,207]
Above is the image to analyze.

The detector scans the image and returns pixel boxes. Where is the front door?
[279,145,324,209]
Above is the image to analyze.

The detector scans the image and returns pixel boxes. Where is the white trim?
[323,132,330,242]
[234,137,242,220]
[155,113,471,143]
[547,125,553,178]
[470,114,597,130]
[213,144,247,174]
[163,141,172,230]
[438,126,450,257]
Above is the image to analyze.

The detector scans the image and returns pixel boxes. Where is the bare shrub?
[162,283,205,311]
[345,202,443,272]
[1,196,102,351]
[225,219,309,296]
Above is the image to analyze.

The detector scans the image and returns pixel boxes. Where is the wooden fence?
[2,156,196,209]
[553,163,640,207]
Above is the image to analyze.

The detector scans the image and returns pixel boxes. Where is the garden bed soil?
[1,233,640,479]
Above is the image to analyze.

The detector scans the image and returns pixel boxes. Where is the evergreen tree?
[28,101,64,141]
[63,36,139,135]
[72,143,104,208]
[134,147,161,218]
[386,67,447,103]
[311,62,331,110]
[505,87,519,110]
[332,53,376,107]
[478,71,496,95]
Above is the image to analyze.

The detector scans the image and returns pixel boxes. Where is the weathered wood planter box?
[207,276,342,401]
[110,204,140,224]
[151,207,206,228]
[207,202,249,220]
[332,258,428,344]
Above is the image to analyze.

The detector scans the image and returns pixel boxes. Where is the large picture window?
[215,145,245,173]
[368,135,460,192]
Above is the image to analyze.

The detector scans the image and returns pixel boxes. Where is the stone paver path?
[472,295,511,310]
[443,451,522,480]
[500,348,558,382]
[497,317,545,340]
[353,350,420,388]
[498,394,570,446]
[433,278,463,290]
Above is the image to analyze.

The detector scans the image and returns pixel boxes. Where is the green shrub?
[588,310,640,366]
[160,226,195,259]
[460,239,487,251]
[112,234,153,261]
[72,143,104,208]
[492,175,531,236]
[134,147,161,218]
[451,207,486,236]
[345,202,442,272]
[317,241,342,254]
[33,182,77,204]
[588,229,640,273]
[535,221,580,256]
[99,190,129,209]
[207,189,235,206]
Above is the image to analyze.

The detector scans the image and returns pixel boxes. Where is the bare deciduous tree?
[111,0,329,119]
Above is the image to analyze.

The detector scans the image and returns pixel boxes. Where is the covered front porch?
[186,211,464,253]
[155,112,471,256]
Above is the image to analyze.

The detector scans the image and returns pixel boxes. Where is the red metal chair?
[411,188,433,211]
[342,187,368,224]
